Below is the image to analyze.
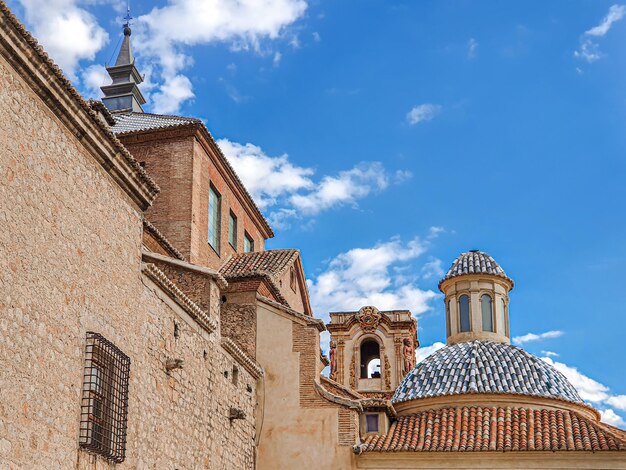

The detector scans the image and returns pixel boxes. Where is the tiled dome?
[393,341,583,405]
[439,250,513,288]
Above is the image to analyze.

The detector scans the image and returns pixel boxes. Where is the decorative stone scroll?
[383,353,391,390]
[355,306,382,332]
[349,355,356,389]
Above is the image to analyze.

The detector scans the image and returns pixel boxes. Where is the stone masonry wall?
[0,50,256,469]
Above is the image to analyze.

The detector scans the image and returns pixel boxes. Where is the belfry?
[100,15,146,112]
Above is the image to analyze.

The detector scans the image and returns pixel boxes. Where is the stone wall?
[0,45,256,469]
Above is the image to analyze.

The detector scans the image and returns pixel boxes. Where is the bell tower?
[101,10,146,113]
[326,306,418,398]
[439,250,514,345]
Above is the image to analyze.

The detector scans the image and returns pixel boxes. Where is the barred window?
[79,332,131,463]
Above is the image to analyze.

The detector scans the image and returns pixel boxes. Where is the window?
[228,211,237,249]
[360,340,380,379]
[290,266,296,292]
[208,185,221,254]
[365,414,379,433]
[244,232,254,253]
[501,298,509,336]
[446,300,452,337]
[79,332,130,463]
[459,295,471,333]
[481,294,493,332]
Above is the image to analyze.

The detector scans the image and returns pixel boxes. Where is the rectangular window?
[244,232,254,253]
[208,185,221,254]
[365,414,379,433]
[228,211,237,249]
[79,332,131,463]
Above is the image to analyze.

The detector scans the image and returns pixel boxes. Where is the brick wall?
[121,134,195,260]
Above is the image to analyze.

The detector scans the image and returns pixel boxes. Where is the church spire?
[101,7,146,113]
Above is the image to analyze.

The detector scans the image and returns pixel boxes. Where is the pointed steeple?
[101,10,146,113]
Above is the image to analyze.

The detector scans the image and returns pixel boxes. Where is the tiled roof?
[220,249,299,279]
[110,112,201,134]
[393,341,583,405]
[440,250,513,288]
[361,406,626,452]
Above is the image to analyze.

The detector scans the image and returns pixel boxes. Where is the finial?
[123,0,132,36]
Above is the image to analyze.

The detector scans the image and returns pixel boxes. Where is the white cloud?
[574,39,603,63]
[273,51,282,67]
[540,350,559,357]
[406,103,442,125]
[467,38,478,59]
[216,139,314,208]
[307,235,440,320]
[575,4,625,64]
[600,409,626,427]
[81,64,109,99]
[312,31,321,42]
[218,138,400,225]
[541,357,610,403]
[151,74,195,114]
[415,342,445,364]
[135,0,308,112]
[289,163,388,215]
[420,258,444,280]
[512,330,563,345]
[16,0,109,79]
[585,4,626,36]
[606,395,626,411]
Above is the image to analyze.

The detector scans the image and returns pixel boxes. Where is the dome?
[439,250,513,289]
[393,341,583,405]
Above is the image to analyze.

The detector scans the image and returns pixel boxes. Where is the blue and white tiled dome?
[439,250,513,289]
[393,341,583,405]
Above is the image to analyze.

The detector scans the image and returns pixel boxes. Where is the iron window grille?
[79,332,131,463]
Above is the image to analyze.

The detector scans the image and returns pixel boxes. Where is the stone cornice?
[143,220,185,261]
[221,337,264,380]
[255,294,326,332]
[0,2,159,210]
[314,380,363,411]
[142,263,217,334]
[142,250,227,289]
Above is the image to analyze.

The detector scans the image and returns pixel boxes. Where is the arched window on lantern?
[459,295,470,332]
[481,294,493,332]
[360,340,381,379]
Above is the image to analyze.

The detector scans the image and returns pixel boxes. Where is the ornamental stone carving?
[349,355,356,389]
[356,306,382,332]
[329,341,337,381]
[383,353,391,390]
[402,337,415,376]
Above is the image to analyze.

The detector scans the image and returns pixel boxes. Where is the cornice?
[142,263,217,334]
[221,337,264,380]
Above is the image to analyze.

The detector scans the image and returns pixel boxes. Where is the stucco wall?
[0,51,256,469]
[254,301,356,469]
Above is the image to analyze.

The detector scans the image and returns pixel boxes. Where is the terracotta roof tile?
[361,406,626,452]
[220,249,299,279]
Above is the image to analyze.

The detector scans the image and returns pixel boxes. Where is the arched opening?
[360,340,380,379]
[459,295,470,332]
[481,294,493,332]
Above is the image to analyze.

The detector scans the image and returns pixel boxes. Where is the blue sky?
[8,0,626,426]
